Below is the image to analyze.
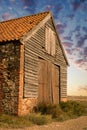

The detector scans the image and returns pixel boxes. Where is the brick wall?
[0,42,20,115]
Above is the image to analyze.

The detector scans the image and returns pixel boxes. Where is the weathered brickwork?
[0,41,20,115]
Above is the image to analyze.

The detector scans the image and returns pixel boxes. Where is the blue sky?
[0,0,87,96]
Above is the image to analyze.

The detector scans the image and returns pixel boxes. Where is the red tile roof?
[0,12,49,42]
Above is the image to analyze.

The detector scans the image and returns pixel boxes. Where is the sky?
[0,0,87,96]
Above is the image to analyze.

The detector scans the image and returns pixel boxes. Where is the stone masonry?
[0,41,20,115]
[0,41,37,116]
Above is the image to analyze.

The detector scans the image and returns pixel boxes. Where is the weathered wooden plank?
[24,17,68,99]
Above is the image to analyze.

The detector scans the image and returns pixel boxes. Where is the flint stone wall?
[0,41,20,115]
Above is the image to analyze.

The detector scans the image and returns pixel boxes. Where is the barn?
[0,12,69,116]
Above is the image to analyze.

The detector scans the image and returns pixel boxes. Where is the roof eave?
[20,12,51,44]
[50,12,69,66]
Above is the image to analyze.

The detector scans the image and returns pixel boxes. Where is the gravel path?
[0,116,87,130]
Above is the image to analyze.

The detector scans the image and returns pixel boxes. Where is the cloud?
[75,25,81,32]
[76,34,87,47]
[64,44,87,71]
[21,0,37,13]
[70,0,86,11]
[63,36,73,41]
[81,0,87,11]
[72,25,81,33]
[44,5,52,11]
[62,42,74,56]
[67,26,81,39]
[71,0,81,11]
[75,59,83,65]
[82,26,87,33]
[67,14,75,20]
[80,0,86,2]
[62,42,73,48]
[56,22,67,34]
[54,3,63,12]
[70,45,87,70]
[65,48,73,55]
[75,32,81,39]
[83,47,87,58]
[2,12,13,20]
[74,56,87,70]
[9,0,15,2]
[52,3,64,18]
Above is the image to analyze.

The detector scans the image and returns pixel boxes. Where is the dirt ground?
[1,116,87,130]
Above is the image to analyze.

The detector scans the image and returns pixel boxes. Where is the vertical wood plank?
[52,65,60,104]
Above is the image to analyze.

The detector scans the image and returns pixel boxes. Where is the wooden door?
[38,58,60,104]
[52,65,60,104]
[38,59,48,103]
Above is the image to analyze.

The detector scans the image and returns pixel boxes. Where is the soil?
[0,116,87,130]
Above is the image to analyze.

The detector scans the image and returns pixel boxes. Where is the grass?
[0,113,52,128]
[35,101,87,121]
[29,113,52,125]
[0,113,33,128]
[0,100,87,128]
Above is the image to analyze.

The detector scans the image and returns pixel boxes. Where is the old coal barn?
[0,12,69,116]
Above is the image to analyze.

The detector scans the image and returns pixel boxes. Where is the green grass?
[60,101,85,116]
[35,101,87,121]
[0,113,52,128]
[0,100,87,128]
[29,113,52,125]
[0,113,33,128]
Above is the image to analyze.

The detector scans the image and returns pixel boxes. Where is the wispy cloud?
[2,12,13,20]
[44,5,52,11]
[67,14,75,20]
[83,47,87,58]
[70,0,87,11]
[62,42,73,48]
[75,58,83,65]
[62,42,74,56]
[76,34,87,47]
[63,36,73,41]
[71,0,81,11]
[56,22,67,34]
[82,26,87,33]
[9,0,15,2]
[54,3,63,13]
[21,0,37,13]
[66,48,73,55]
[74,56,87,70]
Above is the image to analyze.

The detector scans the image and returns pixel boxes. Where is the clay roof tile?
[0,12,49,42]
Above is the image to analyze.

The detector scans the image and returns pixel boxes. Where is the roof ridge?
[0,11,49,24]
